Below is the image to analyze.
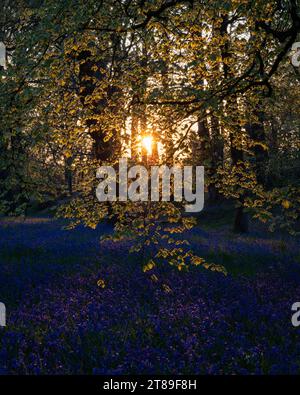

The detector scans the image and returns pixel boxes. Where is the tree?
[0,0,299,269]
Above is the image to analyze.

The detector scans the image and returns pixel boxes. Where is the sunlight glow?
[142,136,152,155]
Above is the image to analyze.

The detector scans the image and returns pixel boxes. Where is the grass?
[0,210,299,374]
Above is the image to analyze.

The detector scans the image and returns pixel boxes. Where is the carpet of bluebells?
[0,215,300,375]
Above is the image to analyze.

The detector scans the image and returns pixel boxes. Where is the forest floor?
[0,206,300,374]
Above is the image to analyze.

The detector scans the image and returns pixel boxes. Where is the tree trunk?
[208,114,223,202]
[64,156,73,196]
[233,204,249,233]
[77,35,122,162]
[246,108,268,185]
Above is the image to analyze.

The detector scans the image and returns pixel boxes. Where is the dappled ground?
[0,212,300,374]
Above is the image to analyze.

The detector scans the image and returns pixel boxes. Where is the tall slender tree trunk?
[131,95,140,161]
[230,130,249,233]
[219,13,248,232]
[208,114,223,202]
[64,156,73,196]
[246,107,268,185]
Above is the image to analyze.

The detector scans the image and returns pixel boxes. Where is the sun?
[142,135,152,155]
